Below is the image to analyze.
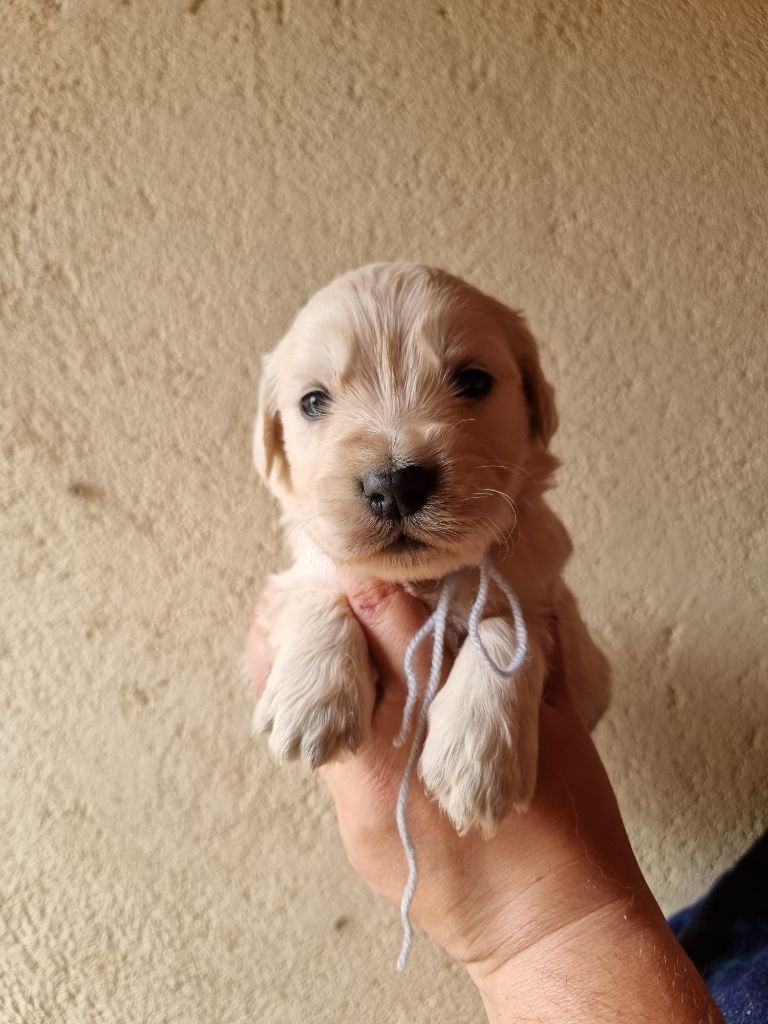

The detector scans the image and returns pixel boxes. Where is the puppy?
[252,262,610,835]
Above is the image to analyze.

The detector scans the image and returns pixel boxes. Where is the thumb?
[342,577,435,702]
[318,576,435,787]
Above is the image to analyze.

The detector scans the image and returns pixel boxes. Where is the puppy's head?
[255,263,557,581]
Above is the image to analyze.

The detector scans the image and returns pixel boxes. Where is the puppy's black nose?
[361,465,437,520]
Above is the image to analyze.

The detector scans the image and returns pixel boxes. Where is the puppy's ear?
[517,349,558,445]
[500,309,558,446]
[253,355,291,492]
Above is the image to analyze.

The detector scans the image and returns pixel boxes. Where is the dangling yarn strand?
[394,559,528,971]
[394,571,458,971]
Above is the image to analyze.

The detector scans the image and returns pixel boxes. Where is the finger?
[341,575,436,702]
[320,578,430,802]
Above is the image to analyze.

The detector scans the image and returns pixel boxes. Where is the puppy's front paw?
[419,679,539,836]
[253,637,373,770]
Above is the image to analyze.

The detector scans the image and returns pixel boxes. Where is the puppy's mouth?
[380,532,431,555]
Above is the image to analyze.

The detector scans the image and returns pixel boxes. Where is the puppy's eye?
[452,368,493,400]
[300,390,330,420]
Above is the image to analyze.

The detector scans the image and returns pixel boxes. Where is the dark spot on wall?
[68,481,102,501]
[132,684,150,707]
[264,0,286,26]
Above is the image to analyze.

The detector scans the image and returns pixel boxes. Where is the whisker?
[473,460,531,478]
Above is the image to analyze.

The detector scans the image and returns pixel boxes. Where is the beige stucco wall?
[2,1,766,1020]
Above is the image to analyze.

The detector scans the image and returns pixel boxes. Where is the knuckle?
[344,577,401,623]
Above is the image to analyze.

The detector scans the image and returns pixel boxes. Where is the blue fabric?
[669,830,768,1023]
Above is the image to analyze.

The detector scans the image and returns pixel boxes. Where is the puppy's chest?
[404,573,516,653]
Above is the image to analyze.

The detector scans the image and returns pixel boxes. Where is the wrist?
[466,890,722,1024]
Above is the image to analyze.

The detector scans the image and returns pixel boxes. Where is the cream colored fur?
[252,262,610,834]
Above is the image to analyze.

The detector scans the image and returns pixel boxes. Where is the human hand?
[249,578,722,1023]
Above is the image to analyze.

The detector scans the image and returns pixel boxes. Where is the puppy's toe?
[419,692,539,835]
[256,680,367,769]
[265,713,303,764]
[296,691,365,768]
[251,693,275,737]
[419,740,505,835]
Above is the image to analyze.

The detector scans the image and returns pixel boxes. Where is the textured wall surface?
[2,1,767,1021]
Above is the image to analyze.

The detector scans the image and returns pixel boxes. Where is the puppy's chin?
[333,536,493,584]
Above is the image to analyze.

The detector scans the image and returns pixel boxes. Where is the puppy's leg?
[253,576,374,769]
[419,618,545,835]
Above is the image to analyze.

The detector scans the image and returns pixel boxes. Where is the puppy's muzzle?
[360,464,438,521]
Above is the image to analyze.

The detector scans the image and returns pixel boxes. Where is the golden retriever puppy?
[252,262,610,834]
